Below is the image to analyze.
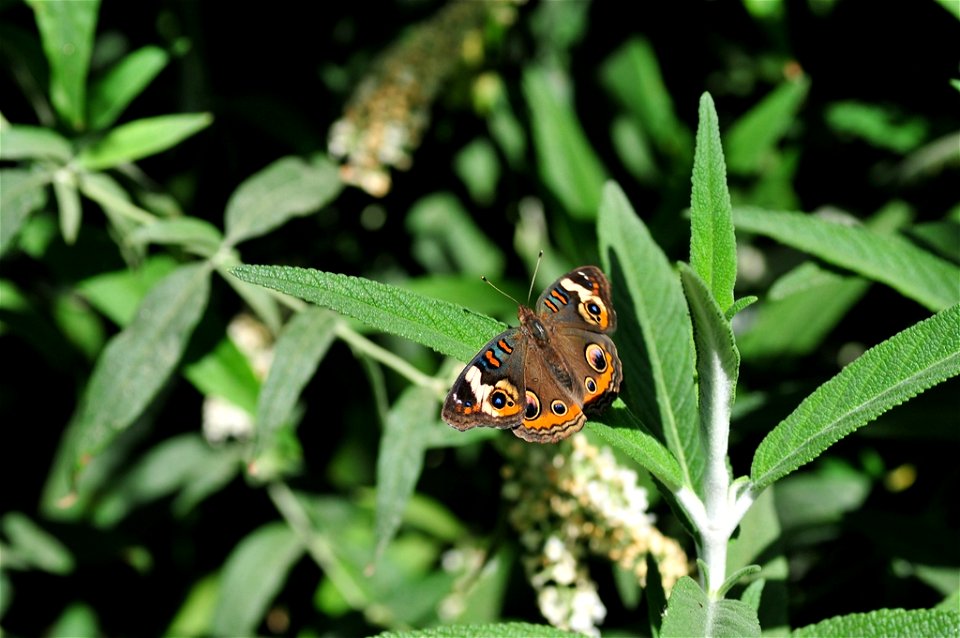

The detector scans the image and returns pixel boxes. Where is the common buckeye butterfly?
[442,266,622,443]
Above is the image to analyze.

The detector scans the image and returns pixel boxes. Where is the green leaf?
[75,113,213,170]
[223,154,342,246]
[725,76,810,174]
[690,93,737,312]
[182,334,261,415]
[725,296,757,320]
[726,488,789,634]
[0,124,72,161]
[599,37,692,157]
[374,622,583,638]
[751,304,960,488]
[253,308,337,464]
[88,45,169,130]
[92,433,241,528]
[734,207,960,311]
[792,609,959,638]
[27,0,99,130]
[523,66,606,220]
[69,262,211,478]
[661,576,761,638]
[0,168,51,257]
[772,461,871,532]
[598,182,703,492]
[52,169,81,244]
[453,138,501,206]
[230,265,505,363]
[76,254,180,326]
[589,404,684,490]
[2,511,75,574]
[738,263,870,361]
[679,264,739,496]
[825,101,928,153]
[375,385,438,562]
[406,192,505,277]
[210,522,304,637]
[128,217,224,257]
[47,603,100,638]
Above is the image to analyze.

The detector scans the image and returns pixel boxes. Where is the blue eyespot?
[491,392,507,409]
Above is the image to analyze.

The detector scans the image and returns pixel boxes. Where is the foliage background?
[1,0,958,636]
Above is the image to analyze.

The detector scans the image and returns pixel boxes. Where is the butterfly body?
[442,266,622,443]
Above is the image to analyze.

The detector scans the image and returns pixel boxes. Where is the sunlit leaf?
[752,304,960,488]
[88,45,169,130]
[76,113,213,170]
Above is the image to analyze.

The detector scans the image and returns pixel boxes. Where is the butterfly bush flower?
[327,1,515,196]
[503,434,689,635]
[202,314,273,444]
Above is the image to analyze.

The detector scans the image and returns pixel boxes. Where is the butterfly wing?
[442,328,528,431]
[535,266,617,333]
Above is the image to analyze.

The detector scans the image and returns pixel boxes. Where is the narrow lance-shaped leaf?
[679,264,739,515]
[210,522,304,637]
[27,0,99,130]
[734,207,960,311]
[661,577,761,638]
[88,46,169,130]
[52,170,81,244]
[224,155,342,247]
[374,385,438,562]
[0,168,51,257]
[793,609,959,638]
[231,265,505,363]
[598,182,703,493]
[751,304,960,489]
[374,622,581,638]
[523,65,606,220]
[724,77,810,175]
[690,93,737,311]
[71,262,212,472]
[589,404,685,491]
[0,124,72,161]
[599,37,692,157]
[76,113,213,170]
[253,308,338,461]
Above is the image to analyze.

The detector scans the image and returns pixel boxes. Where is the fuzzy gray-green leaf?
[375,385,438,562]
[72,263,211,468]
[211,522,304,636]
[0,124,72,161]
[224,155,342,246]
[690,93,737,311]
[254,308,337,460]
[751,304,960,488]
[661,576,761,638]
[231,265,505,362]
[734,207,960,311]
[0,168,51,257]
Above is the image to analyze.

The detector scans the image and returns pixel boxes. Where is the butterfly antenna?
[526,250,544,304]
[481,276,520,306]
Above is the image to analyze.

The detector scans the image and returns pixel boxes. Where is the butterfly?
[442,266,622,443]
